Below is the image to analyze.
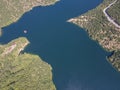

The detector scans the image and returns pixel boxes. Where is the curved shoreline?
[103,0,120,28]
[0,0,59,36]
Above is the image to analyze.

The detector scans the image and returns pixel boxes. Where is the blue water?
[1,0,120,90]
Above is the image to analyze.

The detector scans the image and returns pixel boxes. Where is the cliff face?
[68,0,120,71]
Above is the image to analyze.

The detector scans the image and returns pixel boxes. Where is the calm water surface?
[1,0,120,90]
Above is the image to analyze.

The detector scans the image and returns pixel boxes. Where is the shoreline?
[68,0,120,72]
[0,0,59,89]
[0,0,59,36]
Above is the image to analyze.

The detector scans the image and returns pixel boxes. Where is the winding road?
[103,0,120,28]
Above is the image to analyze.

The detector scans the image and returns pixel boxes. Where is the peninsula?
[0,38,55,90]
[0,0,58,90]
[68,0,120,71]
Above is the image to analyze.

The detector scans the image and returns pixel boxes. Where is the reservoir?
[1,0,120,90]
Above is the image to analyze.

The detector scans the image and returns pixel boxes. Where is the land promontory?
[68,0,120,71]
[0,38,56,90]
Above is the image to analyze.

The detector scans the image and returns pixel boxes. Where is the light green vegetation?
[0,0,58,90]
[0,37,56,90]
[0,0,59,35]
[68,0,120,71]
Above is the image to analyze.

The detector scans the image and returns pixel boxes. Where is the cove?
[1,0,120,90]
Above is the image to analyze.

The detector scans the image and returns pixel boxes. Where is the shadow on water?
[1,0,120,90]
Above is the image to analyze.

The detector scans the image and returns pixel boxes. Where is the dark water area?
[1,0,120,90]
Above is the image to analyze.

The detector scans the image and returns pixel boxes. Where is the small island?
[68,0,120,71]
